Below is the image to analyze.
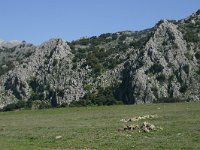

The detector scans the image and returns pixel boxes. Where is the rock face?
[116,20,193,104]
[0,39,86,108]
[0,10,200,108]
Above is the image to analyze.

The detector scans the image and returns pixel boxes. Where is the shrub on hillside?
[148,64,164,74]
[3,100,27,111]
[183,64,190,74]
[31,100,51,110]
[0,61,15,76]
[69,87,122,107]
[156,74,166,82]
[155,97,190,103]
[195,51,200,60]
[179,84,188,93]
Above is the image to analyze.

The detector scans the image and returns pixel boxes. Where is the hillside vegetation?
[0,10,200,109]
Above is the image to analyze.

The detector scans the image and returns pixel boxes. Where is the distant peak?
[39,38,71,56]
[0,39,21,44]
[45,38,65,43]
[0,39,22,48]
[155,19,171,28]
[40,38,66,47]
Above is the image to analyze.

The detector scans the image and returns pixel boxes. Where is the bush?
[104,58,121,69]
[0,61,15,76]
[31,100,51,110]
[60,103,69,107]
[77,38,90,45]
[195,51,200,60]
[196,67,200,75]
[184,32,199,43]
[155,97,189,103]
[3,103,17,111]
[179,84,188,93]
[148,64,164,74]
[156,74,166,82]
[185,52,193,60]
[129,36,149,49]
[118,35,126,41]
[112,33,118,40]
[69,87,122,107]
[116,42,129,53]
[3,100,27,111]
[69,99,92,107]
[52,59,58,66]
[183,65,190,74]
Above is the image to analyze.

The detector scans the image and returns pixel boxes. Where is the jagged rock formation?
[0,10,200,108]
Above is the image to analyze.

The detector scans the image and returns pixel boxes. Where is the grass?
[0,102,200,150]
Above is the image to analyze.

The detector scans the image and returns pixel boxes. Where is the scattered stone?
[120,119,128,123]
[55,135,62,139]
[177,133,182,136]
[119,122,161,133]
[126,134,131,137]
[143,127,150,133]
[120,114,158,122]
[140,122,156,131]
[123,124,139,131]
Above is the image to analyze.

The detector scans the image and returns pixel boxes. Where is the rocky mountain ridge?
[0,10,200,109]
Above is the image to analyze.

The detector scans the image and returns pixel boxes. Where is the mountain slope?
[0,10,200,109]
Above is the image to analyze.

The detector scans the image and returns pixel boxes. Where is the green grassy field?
[0,102,200,150]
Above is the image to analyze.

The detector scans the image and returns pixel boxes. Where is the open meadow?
[0,102,200,150]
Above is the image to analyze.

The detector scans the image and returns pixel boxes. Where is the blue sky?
[0,0,200,44]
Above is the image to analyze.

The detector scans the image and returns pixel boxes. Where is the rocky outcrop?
[0,39,87,108]
[114,18,200,104]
